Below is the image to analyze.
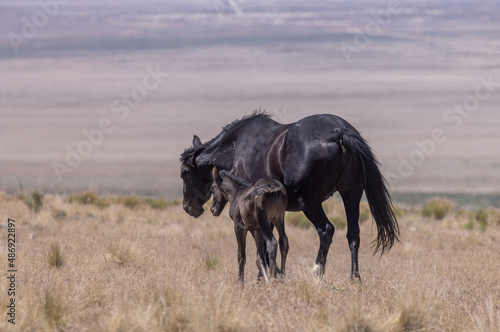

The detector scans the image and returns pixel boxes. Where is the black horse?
[180,112,399,280]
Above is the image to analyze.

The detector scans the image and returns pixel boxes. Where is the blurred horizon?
[1,0,500,205]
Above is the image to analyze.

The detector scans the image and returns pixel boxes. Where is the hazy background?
[1,0,499,205]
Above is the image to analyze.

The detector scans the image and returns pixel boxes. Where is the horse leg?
[300,199,335,276]
[274,218,289,278]
[251,229,269,283]
[344,200,361,282]
[340,186,363,282]
[234,222,247,284]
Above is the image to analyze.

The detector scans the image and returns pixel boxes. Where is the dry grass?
[0,193,499,331]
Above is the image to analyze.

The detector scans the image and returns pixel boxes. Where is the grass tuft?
[330,215,347,229]
[46,242,65,268]
[69,191,110,209]
[23,190,44,213]
[119,196,179,209]
[359,202,372,223]
[53,209,68,221]
[340,303,376,332]
[465,221,475,230]
[145,197,176,210]
[203,252,220,270]
[296,279,324,306]
[394,292,440,332]
[287,200,371,229]
[123,196,141,209]
[422,197,456,220]
[107,240,136,267]
[463,207,500,231]
[474,207,500,230]
[286,212,312,229]
[44,290,66,328]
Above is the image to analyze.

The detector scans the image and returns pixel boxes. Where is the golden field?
[1,192,499,331]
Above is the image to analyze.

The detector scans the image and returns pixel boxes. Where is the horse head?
[180,135,213,218]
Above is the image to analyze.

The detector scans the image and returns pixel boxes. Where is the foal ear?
[193,135,202,147]
[212,167,219,180]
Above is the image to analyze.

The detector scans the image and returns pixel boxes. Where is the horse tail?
[339,128,400,254]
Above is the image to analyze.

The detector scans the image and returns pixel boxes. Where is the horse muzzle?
[184,204,204,218]
[210,205,222,217]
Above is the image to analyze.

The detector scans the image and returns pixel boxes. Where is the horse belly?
[283,140,343,204]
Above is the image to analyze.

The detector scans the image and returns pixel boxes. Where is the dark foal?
[211,169,288,283]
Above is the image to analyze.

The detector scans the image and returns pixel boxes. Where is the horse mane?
[180,145,199,166]
[180,110,271,166]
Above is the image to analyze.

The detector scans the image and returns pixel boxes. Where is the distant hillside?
[2,0,499,57]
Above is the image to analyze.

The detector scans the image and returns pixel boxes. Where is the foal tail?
[340,128,400,254]
[244,183,285,201]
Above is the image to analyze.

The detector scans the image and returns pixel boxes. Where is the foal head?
[210,168,253,216]
[210,167,228,216]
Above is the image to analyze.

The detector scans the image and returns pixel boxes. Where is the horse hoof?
[350,274,362,284]
[256,273,268,283]
[312,264,325,276]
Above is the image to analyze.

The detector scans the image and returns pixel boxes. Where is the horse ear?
[193,135,202,147]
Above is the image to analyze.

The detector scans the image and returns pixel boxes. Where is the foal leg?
[251,229,269,283]
[260,224,281,275]
[300,199,335,276]
[274,218,289,277]
[258,217,279,279]
[234,222,247,283]
[269,223,281,275]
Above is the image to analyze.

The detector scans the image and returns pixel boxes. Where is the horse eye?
[181,168,190,177]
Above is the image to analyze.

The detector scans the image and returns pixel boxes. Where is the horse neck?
[197,116,277,169]
[195,134,234,170]
[228,185,250,206]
